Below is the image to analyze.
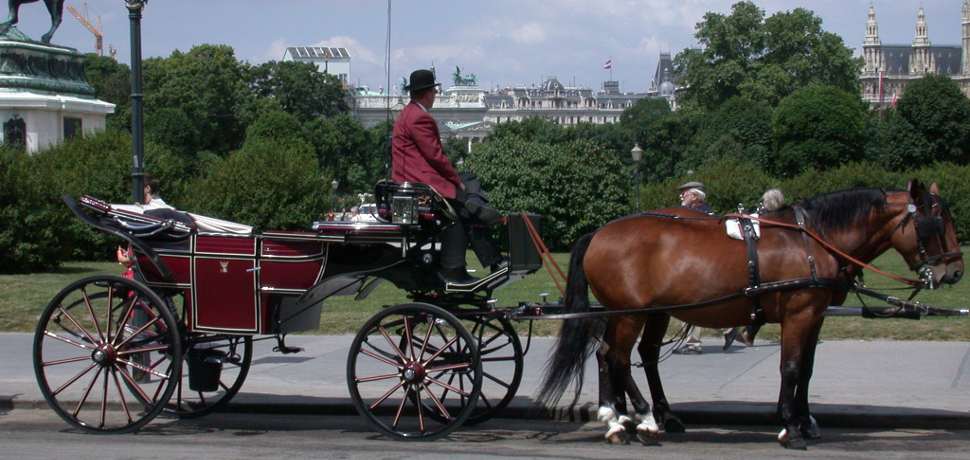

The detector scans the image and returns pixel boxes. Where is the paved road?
[1,409,969,459]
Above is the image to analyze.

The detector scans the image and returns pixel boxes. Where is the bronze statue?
[0,0,64,44]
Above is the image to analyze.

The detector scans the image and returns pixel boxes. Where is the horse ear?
[929,182,940,196]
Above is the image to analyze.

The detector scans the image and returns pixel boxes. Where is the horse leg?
[40,0,62,43]
[0,1,21,34]
[795,319,824,440]
[638,313,685,433]
[596,340,627,444]
[776,309,824,450]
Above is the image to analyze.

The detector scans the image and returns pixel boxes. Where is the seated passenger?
[391,68,504,286]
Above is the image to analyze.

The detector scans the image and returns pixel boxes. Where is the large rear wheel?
[165,334,252,418]
[347,303,482,441]
[33,275,182,433]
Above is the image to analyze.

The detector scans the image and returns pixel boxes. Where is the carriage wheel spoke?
[417,316,435,362]
[117,344,169,356]
[56,307,98,347]
[403,316,416,361]
[219,381,230,392]
[479,390,494,409]
[45,330,95,351]
[175,367,183,411]
[117,357,169,380]
[114,317,161,350]
[112,297,138,347]
[482,354,515,363]
[421,335,459,366]
[43,356,90,367]
[73,366,103,417]
[99,367,109,428]
[391,385,409,429]
[360,347,402,368]
[81,288,105,344]
[197,391,207,406]
[53,362,98,396]
[426,375,471,397]
[368,380,404,411]
[378,326,408,362]
[111,368,133,423]
[104,285,115,346]
[119,365,154,408]
[356,372,401,383]
[483,371,511,388]
[424,385,452,420]
[415,385,425,433]
[425,362,471,373]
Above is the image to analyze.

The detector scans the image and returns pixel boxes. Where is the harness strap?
[738,214,764,322]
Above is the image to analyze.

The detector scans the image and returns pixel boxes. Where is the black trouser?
[440,198,501,270]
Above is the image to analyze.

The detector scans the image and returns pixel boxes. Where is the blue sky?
[19,0,967,92]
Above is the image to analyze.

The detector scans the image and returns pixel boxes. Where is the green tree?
[245,109,306,147]
[248,60,349,120]
[896,75,970,165]
[676,1,859,109]
[771,84,867,177]
[685,97,773,171]
[185,138,327,230]
[145,107,200,156]
[144,45,253,154]
[305,114,382,193]
[620,97,670,146]
[83,54,131,129]
[467,137,630,248]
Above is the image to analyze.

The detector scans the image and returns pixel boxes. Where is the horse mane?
[799,188,888,236]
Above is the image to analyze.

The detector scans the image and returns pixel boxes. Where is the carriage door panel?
[193,236,259,333]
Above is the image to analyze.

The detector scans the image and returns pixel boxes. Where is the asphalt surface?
[4,332,970,433]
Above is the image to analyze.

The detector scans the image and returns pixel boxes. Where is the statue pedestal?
[0,37,114,153]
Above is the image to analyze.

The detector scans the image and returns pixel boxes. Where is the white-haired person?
[673,181,716,354]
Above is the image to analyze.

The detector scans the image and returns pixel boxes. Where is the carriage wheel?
[165,334,252,418]
[347,303,482,441]
[417,315,523,425]
[33,275,182,433]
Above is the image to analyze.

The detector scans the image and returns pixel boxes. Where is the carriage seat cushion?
[186,213,253,235]
[111,203,253,235]
[725,215,761,240]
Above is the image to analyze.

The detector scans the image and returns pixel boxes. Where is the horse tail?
[537,231,599,408]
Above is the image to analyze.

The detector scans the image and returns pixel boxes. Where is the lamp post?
[331,179,339,216]
[630,143,643,212]
[126,0,147,204]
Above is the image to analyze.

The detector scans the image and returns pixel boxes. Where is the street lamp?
[631,143,643,212]
[126,0,148,204]
[331,179,339,217]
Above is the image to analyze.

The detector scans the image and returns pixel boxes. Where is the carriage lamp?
[631,144,643,212]
[391,182,417,225]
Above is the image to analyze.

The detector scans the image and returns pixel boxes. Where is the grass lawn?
[2,248,968,340]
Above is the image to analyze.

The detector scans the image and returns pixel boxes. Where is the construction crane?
[67,3,103,56]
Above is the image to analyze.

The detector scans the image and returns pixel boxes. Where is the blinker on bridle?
[898,195,962,289]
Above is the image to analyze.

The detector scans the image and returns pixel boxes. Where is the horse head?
[889,180,964,288]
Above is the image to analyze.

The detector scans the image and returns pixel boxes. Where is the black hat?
[405,69,440,93]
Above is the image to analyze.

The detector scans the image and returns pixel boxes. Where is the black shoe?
[438,266,480,286]
[490,256,510,273]
[723,328,740,351]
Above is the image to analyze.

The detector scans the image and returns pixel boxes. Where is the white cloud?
[510,22,548,44]
[264,38,289,61]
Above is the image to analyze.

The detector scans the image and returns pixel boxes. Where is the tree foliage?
[248,60,349,120]
[468,137,630,248]
[676,1,859,109]
[770,84,867,177]
[896,75,970,165]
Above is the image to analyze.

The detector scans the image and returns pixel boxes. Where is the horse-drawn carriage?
[32,179,965,448]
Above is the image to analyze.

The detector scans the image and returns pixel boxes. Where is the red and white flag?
[603,59,613,70]
[890,92,898,107]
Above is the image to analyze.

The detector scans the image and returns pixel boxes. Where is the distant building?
[282,46,351,85]
[860,3,970,106]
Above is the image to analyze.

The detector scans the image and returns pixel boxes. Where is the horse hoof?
[606,431,629,445]
[778,428,808,450]
[663,416,686,433]
[636,428,662,446]
[801,415,822,440]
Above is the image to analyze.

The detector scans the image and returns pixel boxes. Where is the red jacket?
[391,102,461,199]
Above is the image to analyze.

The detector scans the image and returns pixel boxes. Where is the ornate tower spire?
[913,6,930,47]
[963,0,970,75]
[865,4,880,46]
[863,4,882,74]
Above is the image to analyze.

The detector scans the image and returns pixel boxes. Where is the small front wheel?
[33,275,182,433]
[347,303,481,441]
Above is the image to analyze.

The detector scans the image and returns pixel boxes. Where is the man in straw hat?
[391,69,503,286]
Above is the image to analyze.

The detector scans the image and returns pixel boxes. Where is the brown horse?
[0,0,64,43]
[538,180,963,449]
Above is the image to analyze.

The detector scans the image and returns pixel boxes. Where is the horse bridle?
[897,193,963,288]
